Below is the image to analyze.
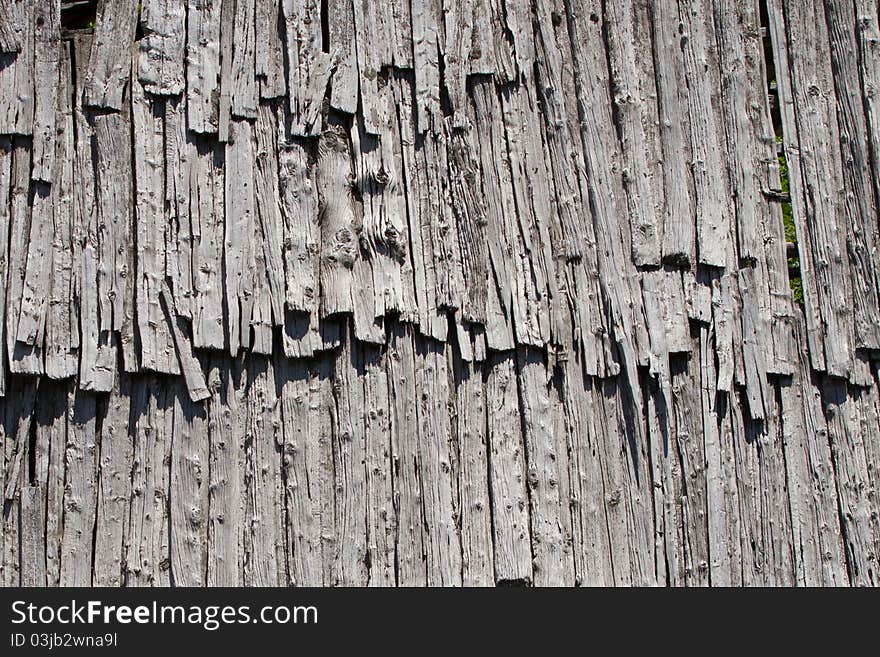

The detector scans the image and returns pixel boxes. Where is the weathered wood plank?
[771,0,853,377]
[254,103,286,327]
[6,138,43,375]
[470,79,521,350]
[255,0,286,98]
[72,34,115,390]
[471,0,515,79]
[2,375,36,508]
[362,342,395,586]
[327,0,358,114]
[532,0,607,364]
[20,484,45,586]
[331,332,369,585]
[94,375,133,586]
[93,108,134,336]
[387,0,412,67]
[83,0,139,110]
[161,284,210,402]
[669,353,710,586]
[230,0,258,119]
[224,119,257,354]
[277,129,319,313]
[30,0,59,181]
[565,0,649,388]
[441,0,472,125]
[562,358,615,585]
[316,117,357,318]
[445,120,488,327]
[0,0,23,53]
[206,357,245,586]
[728,385,763,585]
[242,356,285,585]
[757,395,796,585]
[40,380,69,585]
[653,0,695,264]
[1,377,39,584]
[500,82,555,347]
[138,0,186,95]
[646,370,675,584]
[858,0,880,255]
[712,0,765,261]
[282,0,332,136]
[823,0,880,351]
[822,378,879,586]
[77,250,118,392]
[641,270,672,401]
[411,0,441,134]
[387,323,427,585]
[44,44,78,380]
[450,353,494,586]
[351,0,388,135]
[603,0,661,266]
[279,354,335,585]
[0,136,11,394]
[699,326,741,586]
[132,80,178,374]
[350,97,412,324]
[125,377,172,586]
[186,0,222,134]
[678,0,732,268]
[738,267,772,420]
[15,181,52,354]
[486,352,532,584]
[395,72,447,340]
[600,375,654,585]
[59,388,97,586]
[714,0,795,378]
[163,97,194,321]
[190,136,226,350]
[779,363,848,585]
[413,334,462,585]
[0,0,34,135]
[517,347,574,585]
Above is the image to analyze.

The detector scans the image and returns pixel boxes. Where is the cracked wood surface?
[0,0,878,586]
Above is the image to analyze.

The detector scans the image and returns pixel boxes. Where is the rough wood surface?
[0,0,878,587]
[83,0,139,111]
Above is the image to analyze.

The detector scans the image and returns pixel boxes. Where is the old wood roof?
[0,0,878,586]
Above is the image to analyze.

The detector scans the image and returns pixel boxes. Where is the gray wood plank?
[94,375,133,586]
[451,354,494,586]
[0,0,34,135]
[206,357,245,586]
[30,0,59,181]
[44,43,78,380]
[282,0,332,136]
[83,0,139,110]
[125,378,172,586]
[229,0,258,119]
[138,0,186,95]
[278,355,335,585]
[59,388,97,586]
[0,0,23,53]
[186,0,222,134]
[132,79,178,374]
[486,352,532,584]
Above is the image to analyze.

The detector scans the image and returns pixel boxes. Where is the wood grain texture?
[83,0,139,110]
[0,0,34,135]
[0,0,878,587]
